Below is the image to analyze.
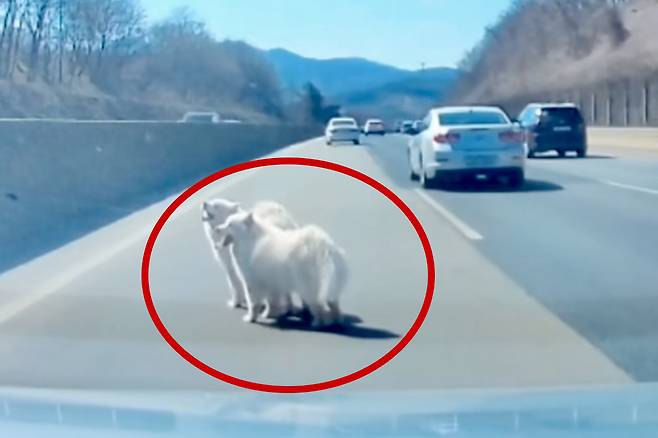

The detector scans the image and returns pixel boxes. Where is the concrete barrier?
[588,127,658,150]
[0,121,317,272]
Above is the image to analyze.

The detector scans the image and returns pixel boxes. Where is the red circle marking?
[141,157,435,393]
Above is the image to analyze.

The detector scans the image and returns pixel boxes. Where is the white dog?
[202,199,298,308]
[214,211,349,328]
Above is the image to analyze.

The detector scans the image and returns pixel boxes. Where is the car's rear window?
[333,120,356,127]
[540,108,584,126]
[439,111,508,125]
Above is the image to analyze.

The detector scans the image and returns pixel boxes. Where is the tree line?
[0,0,144,82]
[0,0,337,123]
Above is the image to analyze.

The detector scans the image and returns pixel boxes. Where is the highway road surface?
[1,131,656,392]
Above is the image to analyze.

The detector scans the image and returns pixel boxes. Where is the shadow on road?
[326,141,365,148]
[263,314,400,340]
[327,142,376,149]
[530,154,615,160]
[434,178,564,194]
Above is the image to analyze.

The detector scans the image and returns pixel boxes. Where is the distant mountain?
[265,48,459,122]
[338,68,459,121]
[267,48,412,96]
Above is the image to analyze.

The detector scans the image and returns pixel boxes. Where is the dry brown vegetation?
[0,1,285,121]
[450,0,658,104]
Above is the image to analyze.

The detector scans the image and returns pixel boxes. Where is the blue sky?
[140,0,512,70]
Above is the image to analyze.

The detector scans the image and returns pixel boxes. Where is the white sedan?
[325,117,361,145]
[180,111,221,123]
[363,119,386,136]
[408,106,526,188]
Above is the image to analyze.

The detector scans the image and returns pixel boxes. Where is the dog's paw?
[331,316,346,327]
[290,306,313,322]
[227,299,247,309]
[311,318,329,329]
[243,313,257,323]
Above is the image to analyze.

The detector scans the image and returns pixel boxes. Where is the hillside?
[452,0,658,105]
[0,78,276,123]
[0,3,284,122]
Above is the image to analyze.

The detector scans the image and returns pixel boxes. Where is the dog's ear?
[201,202,211,222]
[244,212,255,227]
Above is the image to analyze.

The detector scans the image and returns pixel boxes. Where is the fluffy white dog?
[214,211,349,328]
[202,199,298,308]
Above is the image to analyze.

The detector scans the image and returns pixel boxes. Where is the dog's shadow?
[262,314,400,340]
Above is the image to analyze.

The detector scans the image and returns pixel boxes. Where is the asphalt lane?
[0,137,630,391]
[366,133,658,381]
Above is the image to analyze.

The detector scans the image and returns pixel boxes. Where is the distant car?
[412,120,425,133]
[325,117,361,145]
[517,103,587,158]
[408,106,526,188]
[181,111,221,123]
[364,119,386,136]
[401,120,415,134]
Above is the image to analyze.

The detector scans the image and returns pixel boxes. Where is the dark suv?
[517,103,587,158]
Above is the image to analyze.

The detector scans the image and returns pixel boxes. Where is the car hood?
[1,384,657,437]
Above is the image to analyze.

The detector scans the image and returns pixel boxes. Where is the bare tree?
[7,1,26,78]
[61,0,143,81]
[452,0,630,103]
[0,0,287,121]
[25,0,53,81]
[0,0,22,78]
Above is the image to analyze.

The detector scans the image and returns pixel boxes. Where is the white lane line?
[604,180,658,196]
[414,189,484,241]
[0,228,149,325]
[0,170,256,325]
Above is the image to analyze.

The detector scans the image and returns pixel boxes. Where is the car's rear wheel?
[408,151,419,181]
[508,169,525,189]
[419,170,429,188]
[419,164,434,189]
[353,139,360,145]
[577,148,587,158]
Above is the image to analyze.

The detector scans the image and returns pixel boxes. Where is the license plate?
[465,155,497,167]
[553,126,572,132]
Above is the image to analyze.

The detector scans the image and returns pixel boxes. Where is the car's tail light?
[434,133,460,144]
[499,131,524,143]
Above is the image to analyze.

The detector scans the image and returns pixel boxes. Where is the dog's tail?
[296,226,349,304]
[317,238,349,305]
